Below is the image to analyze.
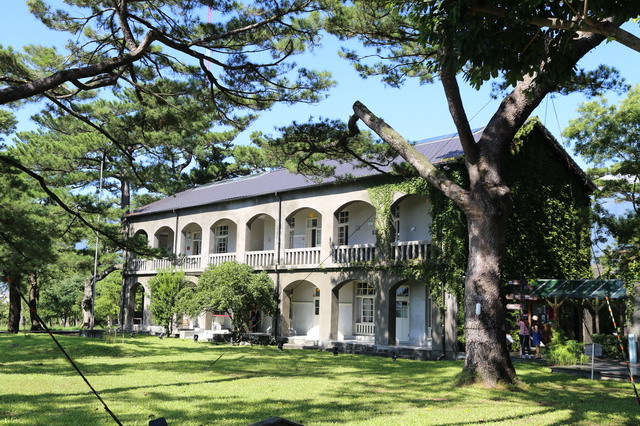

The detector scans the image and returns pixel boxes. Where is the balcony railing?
[208,252,237,267]
[354,322,375,335]
[245,250,275,267]
[391,240,432,262]
[179,255,202,271]
[129,258,147,272]
[152,258,173,271]
[127,240,434,274]
[332,244,376,264]
[284,247,321,266]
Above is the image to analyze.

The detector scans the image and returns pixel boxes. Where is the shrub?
[548,328,589,365]
[592,333,629,359]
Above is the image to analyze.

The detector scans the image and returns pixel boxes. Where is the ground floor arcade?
[121,269,458,358]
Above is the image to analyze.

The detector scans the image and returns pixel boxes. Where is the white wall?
[290,281,319,337]
[408,282,428,345]
[338,282,354,338]
[398,195,432,241]
[338,202,376,245]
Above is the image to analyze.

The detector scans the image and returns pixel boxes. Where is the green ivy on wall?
[365,119,593,306]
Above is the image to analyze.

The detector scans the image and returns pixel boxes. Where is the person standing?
[518,315,531,359]
[531,315,544,358]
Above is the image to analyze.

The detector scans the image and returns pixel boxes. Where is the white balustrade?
[245,250,275,267]
[391,240,431,262]
[128,258,147,272]
[152,258,174,271]
[354,322,375,335]
[332,244,376,264]
[284,247,321,266]
[208,253,237,267]
[180,255,202,271]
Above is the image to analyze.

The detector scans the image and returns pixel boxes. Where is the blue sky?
[1,2,639,169]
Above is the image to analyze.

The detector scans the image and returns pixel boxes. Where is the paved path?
[512,354,640,381]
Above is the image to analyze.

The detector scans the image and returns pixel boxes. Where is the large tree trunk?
[461,195,517,385]
[8,277,21,333]
[28,273,43,331]
[81,273,95,329]
[82,265,121,328]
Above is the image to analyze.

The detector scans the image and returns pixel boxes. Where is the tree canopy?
[258,0,640,386]
[564,85,640,283]
[1,0,332,106]
[185,261,276,335]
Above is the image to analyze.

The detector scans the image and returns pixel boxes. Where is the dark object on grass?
[332,347,339,356]
[277,341,284,351]
[249,416,302,425]
[158,331,165,339]
[193,334,199,342]
[149,418,168,426]
[131,332,136,338]
[392,354,397,361]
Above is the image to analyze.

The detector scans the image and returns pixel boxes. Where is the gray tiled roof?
[127,129,479,217]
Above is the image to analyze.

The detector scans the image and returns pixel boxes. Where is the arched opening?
[178,223,204,270]
[390,194,432,261]
[181,223,203,256]
[128,282,146,328]
[180,281,199,328]
[245,214,276,267]
[209,219,237,266]
[129,230,149,271]
[329,279,376,342]
[389,280,432,346]
[283,280,321,338]
[154,226,175,256]
[285,208,322,249]
[133,230,148,244]
[332,201,377,263]
[284,208,322,266]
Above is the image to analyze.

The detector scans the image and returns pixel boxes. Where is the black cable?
[15,287,123,425]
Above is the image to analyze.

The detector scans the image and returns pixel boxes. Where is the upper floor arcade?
[125,181,436,274]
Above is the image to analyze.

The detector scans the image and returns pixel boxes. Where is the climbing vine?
[366,172,468,305]
[365,119,593,306]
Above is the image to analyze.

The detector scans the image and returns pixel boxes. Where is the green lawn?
[1,334,638,425]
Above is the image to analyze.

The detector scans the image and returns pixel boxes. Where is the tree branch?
[440,57,479,165]
[0,154,125,249]
[0,30,157,105]
[470,4,640,53]
[351,100,470,208]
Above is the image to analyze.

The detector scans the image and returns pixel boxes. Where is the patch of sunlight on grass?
[1,334,639,425]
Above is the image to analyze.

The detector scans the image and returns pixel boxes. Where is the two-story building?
[122,123,593,359]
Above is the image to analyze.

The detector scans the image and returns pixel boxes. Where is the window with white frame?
[361,297,374,323]
[313,288,320,315]
[338,211,349,245]
[306,217,320,247]
[426,296,433,333]
[356,282,376,296]
[396,300,408,318]
[287,217,295,247]
[395,285,409,318]
[192,232,202,255]
[214,225,229,253]
[392,204,400,242]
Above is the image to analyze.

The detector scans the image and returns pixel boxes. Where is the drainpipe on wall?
[274,192,282,341]
[439,278,446,360]
[119,216,129,329]
[173,209,180,257]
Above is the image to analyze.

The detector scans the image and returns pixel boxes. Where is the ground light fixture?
[278,341,284,351]
[332,347,339,356]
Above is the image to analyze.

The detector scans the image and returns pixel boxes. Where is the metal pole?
[90,157,105,329]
